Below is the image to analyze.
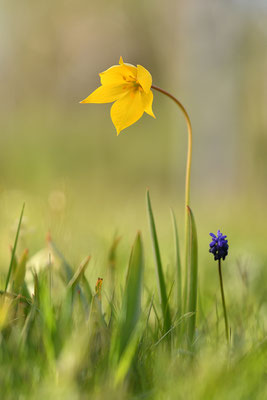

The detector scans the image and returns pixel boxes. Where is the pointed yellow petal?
[117,57,137,79]
[142,90,155,118]
[110,90,145,135]
[118,56,136,70]
[100,65,127,86]
[137,64,152,94]
[80,84,126,104]
[100,64,137,86]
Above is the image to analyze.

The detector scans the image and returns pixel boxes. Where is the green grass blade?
[81,275,93,304]
[114,322,142,387]
[186,206,198,346]
[38,272,56,365]
[109,232,144,369]
[66,256,91,291]
[5,203,25,292]
[170,209,182,318]
[13,249,28,293]
[146,190,172,334]
[119,231,144,356]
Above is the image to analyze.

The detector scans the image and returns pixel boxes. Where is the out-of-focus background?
[0,0,267,277]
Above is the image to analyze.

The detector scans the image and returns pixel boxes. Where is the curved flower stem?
[151,85,192,311]
[218,259,229,344]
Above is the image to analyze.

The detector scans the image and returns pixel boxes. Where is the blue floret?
[209,230,229,261]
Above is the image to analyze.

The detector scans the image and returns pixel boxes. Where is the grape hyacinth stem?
[218,258,229,344]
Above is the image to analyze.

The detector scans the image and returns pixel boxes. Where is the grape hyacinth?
[209,230,229,261]
[209,230,230,345]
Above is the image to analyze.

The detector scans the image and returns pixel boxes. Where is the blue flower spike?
[209,230,229,261]
[209,230,230,345]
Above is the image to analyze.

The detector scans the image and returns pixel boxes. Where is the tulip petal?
[142,90,155,118]
[100,61,137,86]
[137,64,152,94]
[119,57,137,77]
[110,90,145,135]
[80,84,126,104]
[99,66,127,86]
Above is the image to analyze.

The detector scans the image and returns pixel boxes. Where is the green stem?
[218,259,229,344]
[151,85,192,311]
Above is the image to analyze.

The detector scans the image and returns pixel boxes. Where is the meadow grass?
[1,2,267,397]
[0,196,266,400]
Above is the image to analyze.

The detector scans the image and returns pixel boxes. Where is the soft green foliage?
[0,202,267,400]
[0,1,266,398]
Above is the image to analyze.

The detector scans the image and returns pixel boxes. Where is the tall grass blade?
[5,203,25,292]
[109,232,144,373]
[119,232,144,356]
[171,209,182,318]
[146,190,172,335]
[186,206,198,346]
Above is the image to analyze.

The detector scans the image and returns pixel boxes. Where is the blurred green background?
[0,0,267,277]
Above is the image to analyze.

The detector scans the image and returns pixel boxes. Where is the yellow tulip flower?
[80,57,155,135]
[80,58,196,346]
